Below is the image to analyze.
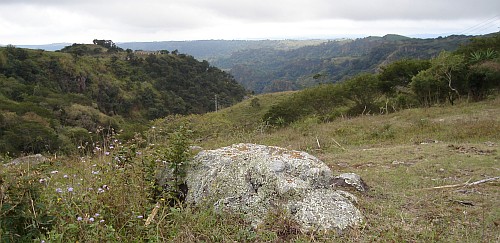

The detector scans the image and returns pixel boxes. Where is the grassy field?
[1,95,499,242]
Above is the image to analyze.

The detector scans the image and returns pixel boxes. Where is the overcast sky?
[1,0,499,45]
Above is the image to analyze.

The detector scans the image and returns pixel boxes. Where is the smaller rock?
[484,141,496,147]
[4,154,48,167]
[189,145,204,154]
[332,173,368,192]
[392,160,405,165]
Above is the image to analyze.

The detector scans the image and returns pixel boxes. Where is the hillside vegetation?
[0,41,245,155]
[216,34,476,93]
[1,34,499,242]
[1,92,498,242]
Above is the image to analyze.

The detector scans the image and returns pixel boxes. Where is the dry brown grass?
[164,96,500,242]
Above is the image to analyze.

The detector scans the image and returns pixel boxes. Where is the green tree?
[467,61,500,100]
[378,59,431,94]
[431,51,466,104]
[342,73,382,114]
[410,69,445,106]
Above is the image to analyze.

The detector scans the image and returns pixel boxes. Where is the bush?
[151,126,192,204]
[1,165,54,242]
[1,121,60,155]
[264,84,346,126]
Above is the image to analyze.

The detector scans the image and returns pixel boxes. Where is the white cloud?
[0,0,499,44]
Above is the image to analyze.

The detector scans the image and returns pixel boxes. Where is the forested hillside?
[216,34,476,93]
[261,33,500,125]
[16,35,487,94]
[0,42,246,155]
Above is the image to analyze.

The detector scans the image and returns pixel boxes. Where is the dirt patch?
[448,144,496,155]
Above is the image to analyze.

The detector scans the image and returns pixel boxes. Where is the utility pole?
[215,94,218,112]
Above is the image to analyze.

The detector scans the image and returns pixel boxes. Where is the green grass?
[1,96,499,242]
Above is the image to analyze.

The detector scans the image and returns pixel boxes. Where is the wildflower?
[67,187,74,192]
[103,185,109,190]
[137,215,143,219]
[77,216,83,221]
[92,170,99,175]
[97,188,105,194]
[92,164,97,167]
[50,170,58,174]
[63,174,69,178]
[89,217,95,222]
[39,178,46,184]
[109,145,114,149]
[105,151,110,156]
[94,213,100,217]
[55,188,63,193]
[99,219,105,223]
[136,151,142,155]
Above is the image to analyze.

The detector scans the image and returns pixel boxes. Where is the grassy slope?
[2,94,499,242]
[156,95,500,241]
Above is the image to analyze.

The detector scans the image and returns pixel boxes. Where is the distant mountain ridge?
[117,39,330,62]
[13,43,72,51]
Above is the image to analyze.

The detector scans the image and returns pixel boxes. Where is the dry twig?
[145,202,161,226]
[424,176,500,190]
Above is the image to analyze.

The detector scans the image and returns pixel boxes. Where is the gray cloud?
[1,0,499,44]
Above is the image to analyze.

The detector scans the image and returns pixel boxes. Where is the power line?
[457,15,497,34]
[458,15,500,35]
[468,18,500,35]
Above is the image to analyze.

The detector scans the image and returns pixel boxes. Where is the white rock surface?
[184,143,363,231]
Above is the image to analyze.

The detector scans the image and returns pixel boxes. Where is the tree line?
[217,34,473,93]
[264,33,500,126]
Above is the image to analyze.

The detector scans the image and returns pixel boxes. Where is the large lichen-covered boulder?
[185,143,363,232]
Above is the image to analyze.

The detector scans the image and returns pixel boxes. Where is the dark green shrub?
[1,166,54,242]
[2,121,60,154]
[264,84,346,126]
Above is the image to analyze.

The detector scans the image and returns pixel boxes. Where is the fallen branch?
[332,138,346,151]
[145,202,160,226]
[468,177,500,186]
[424,176,499,190]
[449,199,474,206]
